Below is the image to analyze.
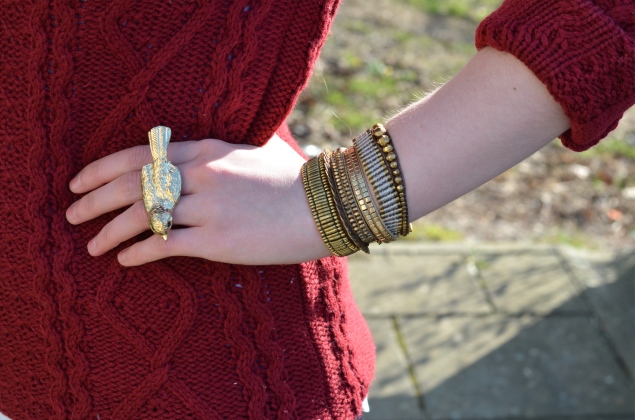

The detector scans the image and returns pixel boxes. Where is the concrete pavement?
[348,243,635,420]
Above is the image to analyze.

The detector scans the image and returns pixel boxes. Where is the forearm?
[387,46,571,222]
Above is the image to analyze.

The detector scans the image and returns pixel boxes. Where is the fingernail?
[118,249,128,264]
[87,238,96,254]
[69,173,80,192]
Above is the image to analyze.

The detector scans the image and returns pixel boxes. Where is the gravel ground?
[289,0,635,250]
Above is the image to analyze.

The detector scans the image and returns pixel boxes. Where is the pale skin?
[65,47,571,266]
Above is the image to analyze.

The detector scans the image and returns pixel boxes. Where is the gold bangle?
[324,150,370,254]
[318,152,361,255]
[344,146,397,243]
[331,147,375,247]
[302,152,360,256]
[354,130,401,237]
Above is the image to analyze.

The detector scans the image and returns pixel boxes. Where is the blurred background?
[289,0,635,251]
[289,0,635,419]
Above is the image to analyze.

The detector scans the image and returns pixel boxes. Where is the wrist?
[299,124,412,257]
[293,167,334,261]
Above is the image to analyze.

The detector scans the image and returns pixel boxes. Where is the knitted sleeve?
[475,0,635,152]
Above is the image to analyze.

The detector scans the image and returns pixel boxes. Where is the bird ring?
[141,126,182,241]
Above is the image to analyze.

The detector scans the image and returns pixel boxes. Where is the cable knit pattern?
[476,0,635,151]
[1,0,630,419]
[0,1,377,419]
[48,1,93,418]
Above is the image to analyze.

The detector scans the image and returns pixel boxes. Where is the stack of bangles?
[301,123,413,257]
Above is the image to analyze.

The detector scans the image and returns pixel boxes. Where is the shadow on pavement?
[350,246,634,420]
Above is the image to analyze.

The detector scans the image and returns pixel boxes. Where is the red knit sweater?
[476,0,635,151]
[0,0,632,419]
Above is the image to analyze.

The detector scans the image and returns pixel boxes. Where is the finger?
[87,196,202,256]
[117,228,199,266]
[67,165,195,225]
[70,140,200,194]
[67,170,142,225]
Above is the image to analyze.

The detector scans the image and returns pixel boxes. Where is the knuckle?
[149,235,174,258]
[134,201,149,225]
[122,171,141,199]
[196,138,226,160]
[99,223,112,245]
[84,161,101,186]
[79,192,95,216]
[194,138,212,156]
[159,237,173,254]
[179,162,201,187]
[159,232,182,256]
[128,145,150,169]
[179,164,198,187]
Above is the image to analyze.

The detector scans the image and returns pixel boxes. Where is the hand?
[65,134,332,266]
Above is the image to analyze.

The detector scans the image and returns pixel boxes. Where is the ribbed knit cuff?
[476,0,635,152]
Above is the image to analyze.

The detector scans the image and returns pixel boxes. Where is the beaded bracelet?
[371,124,412,237]
[353,129,401,238]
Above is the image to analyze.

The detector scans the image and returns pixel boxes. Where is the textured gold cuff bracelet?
[324,150,370,254]
[302,152,360,257]
[331,147,376,245]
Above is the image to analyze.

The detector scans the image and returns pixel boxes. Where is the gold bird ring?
[141,126,182,241]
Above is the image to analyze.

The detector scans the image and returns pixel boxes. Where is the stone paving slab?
[474,250,586,314]
[364,319,423,420]
[400,315,634,419]
[349,244,635,419]
[562,248,635,376]
[348,247,489,315]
